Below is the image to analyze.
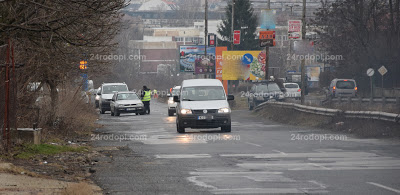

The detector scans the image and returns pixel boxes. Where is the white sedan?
[283,83,301,100]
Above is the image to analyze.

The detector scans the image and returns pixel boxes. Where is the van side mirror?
[173,95,180,102]
[227,95,234,101]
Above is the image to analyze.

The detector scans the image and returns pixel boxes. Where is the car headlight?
[168,100,174,104]
[137,103,143,106]
[95,96,100,100]
[180,109,192,114]
[218,107,231,113]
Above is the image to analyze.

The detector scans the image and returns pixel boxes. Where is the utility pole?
[300,0,306,104]
[264,0,271,80]
[231,0,235,50]
[205,0,208,78]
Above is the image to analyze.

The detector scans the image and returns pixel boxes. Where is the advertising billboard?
[288,20,302,40]
[179,46,215,72]
[222,51,265,80]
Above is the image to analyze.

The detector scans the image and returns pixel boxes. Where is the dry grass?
[0,164,39,177]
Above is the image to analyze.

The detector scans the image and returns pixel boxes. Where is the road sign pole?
[382,75,384,97]
[370,76,373,98]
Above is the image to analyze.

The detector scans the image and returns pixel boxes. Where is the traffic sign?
[378,66,387,76]
[367,68,374,77]
[233,30,240,45]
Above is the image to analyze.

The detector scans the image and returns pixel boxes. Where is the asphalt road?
[92,100,400,194]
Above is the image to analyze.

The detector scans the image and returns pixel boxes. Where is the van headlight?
[218,107,231,113]
[168,100,174,104]
[180,109,192,114]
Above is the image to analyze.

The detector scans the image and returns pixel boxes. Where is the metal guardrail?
[255,101,400,123]
[322,97,399,104]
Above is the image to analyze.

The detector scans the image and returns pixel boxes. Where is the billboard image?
[288,20,302,40]
[222,51,265,80]
[179,45,215,72]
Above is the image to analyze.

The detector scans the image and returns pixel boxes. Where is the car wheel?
[176,118,185,133]
[168,110,173,116]
[115,110,120,116]
[248,100,254,110]
[221,125,231,132]
[136,113,139,115]
[100,107,105,114]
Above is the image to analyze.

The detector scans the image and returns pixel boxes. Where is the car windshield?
[336,81,355,89]
[102,85,128,94]
[172,88,180,96]
[256,83,281,92]
[117,93,138,100]
[181,86,225,101]
[284,84,299,88]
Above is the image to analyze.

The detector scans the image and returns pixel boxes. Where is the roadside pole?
[300,0,306,105]
[204,0,208,79]
[367,68,374,98]
[264,0,271,80]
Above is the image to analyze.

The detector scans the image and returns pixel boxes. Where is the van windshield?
[336,81,355,89]
[103,85,128,94]
[181,86,225,101]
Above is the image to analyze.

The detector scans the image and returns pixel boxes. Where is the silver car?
[168,86,181,116]
[283,83,301,100]
[110,92,144,116]
[329,79,357,97]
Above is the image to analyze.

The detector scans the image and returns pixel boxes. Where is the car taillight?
[297,89,301,92]
[333,86,336,90]
[355,87,357,91]
[344,80,348,81]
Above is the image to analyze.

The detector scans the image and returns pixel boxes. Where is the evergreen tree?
[217,0,259,50]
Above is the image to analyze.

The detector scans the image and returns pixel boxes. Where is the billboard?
[288,20,302,40]
[306,66,321,81]
[179,46,215,72]
[222,51,265,80]
[260,9,276,29]
[215,47,228,81]
[233,30,241,45]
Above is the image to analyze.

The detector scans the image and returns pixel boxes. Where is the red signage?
[208,34,216,47]
[233,30,240,45]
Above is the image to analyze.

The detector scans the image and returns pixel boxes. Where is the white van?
[174,79,234,133]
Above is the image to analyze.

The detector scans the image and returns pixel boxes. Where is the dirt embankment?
[256,105,400,139]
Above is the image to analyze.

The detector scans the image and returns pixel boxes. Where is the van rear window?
[336,81,355,89]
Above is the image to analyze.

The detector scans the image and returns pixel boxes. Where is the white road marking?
[210,188,303,194]
[367,182,400,194]
[308,163,331,170]
[272,150,287,155]
[155,154,211,158]
[220,152,379,159]
[243,142,262,147]
[187,176,217,190]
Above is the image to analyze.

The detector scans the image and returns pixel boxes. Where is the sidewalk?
[0,162,101,195]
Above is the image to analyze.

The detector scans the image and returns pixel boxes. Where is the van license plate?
[198,116,206,120]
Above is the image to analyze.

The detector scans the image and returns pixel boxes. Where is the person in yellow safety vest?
[141,86,151,114]
[153,89,158,98]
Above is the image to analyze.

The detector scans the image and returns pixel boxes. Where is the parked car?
[95,87,101,108]
[110,92,144,116]
[248,81,285,110]
[174,79,234,133]
[283,83,301,100]
[168,86,181,116]
[328,79,357,97]
[99,83,129,114]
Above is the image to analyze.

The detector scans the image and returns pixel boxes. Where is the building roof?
[138,0,172,11]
